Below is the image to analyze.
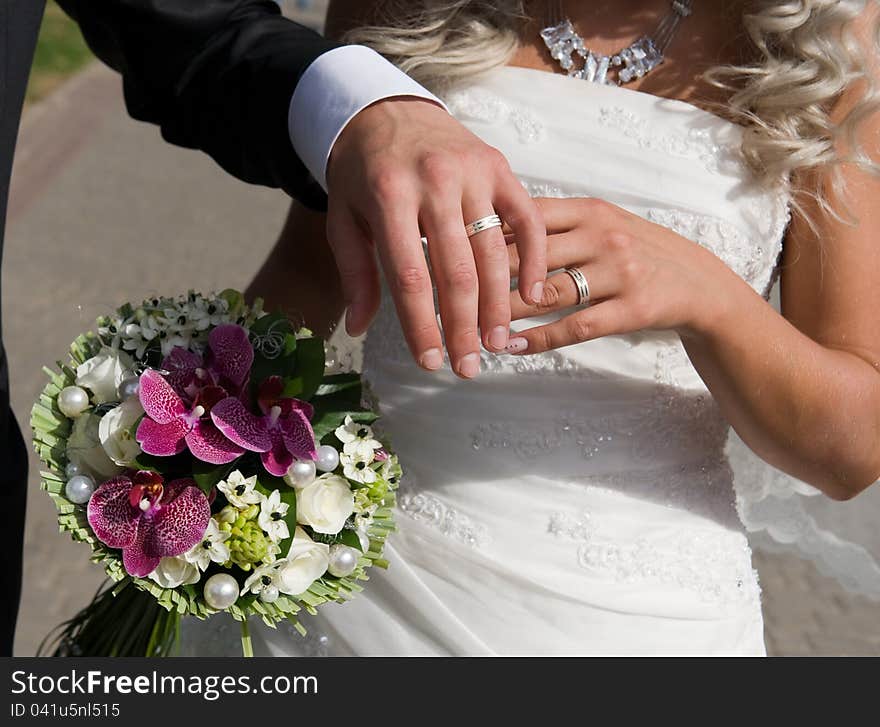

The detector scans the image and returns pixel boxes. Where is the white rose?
[277,527,330,596]
[75,347,135,404]
[98,397,144,466]
[296,474,355,535]
[147,556,201,589]
[67,412,123,482]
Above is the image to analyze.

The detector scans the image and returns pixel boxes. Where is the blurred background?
[7,0,879,656]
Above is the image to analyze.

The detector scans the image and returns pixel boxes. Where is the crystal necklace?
[540,0,694,86]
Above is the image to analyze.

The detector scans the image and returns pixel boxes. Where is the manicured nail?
[530,282,544,305]
[488,326,509,351]
[457,352,481,379]
[344,306,357,335]
[505,337,528,354]
[419,348,443,371]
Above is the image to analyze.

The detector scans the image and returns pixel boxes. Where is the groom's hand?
[325,97,547,379]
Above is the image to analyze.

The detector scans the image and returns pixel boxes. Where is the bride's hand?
[504,197,745,354]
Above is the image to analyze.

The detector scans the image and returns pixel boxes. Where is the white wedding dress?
[181,65,880,656]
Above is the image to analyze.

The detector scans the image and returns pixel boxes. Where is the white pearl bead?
[57,386,90,418]
[260,585,280,604]
[327,544,359,578]
[315,445,340,473]
[65,474,96,505]
[117,376,141,400]
[315,444,339,472]
[65,461,84,478]
[284,459,317,490]
[203,573,240,610]
[357,530,371,554]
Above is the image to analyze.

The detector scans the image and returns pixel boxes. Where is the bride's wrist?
[676,267,753,346]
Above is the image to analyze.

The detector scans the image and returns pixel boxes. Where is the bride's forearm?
[245,205,345,338]
[681,276,880,500]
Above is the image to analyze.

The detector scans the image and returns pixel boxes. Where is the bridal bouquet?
[31,290,399,656]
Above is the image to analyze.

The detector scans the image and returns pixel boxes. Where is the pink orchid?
[211,376,318,477]
[162,323,254,401]
[136,325,253,464]
[87,471,210,577]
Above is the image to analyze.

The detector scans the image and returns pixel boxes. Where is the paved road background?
[6,2,878,656]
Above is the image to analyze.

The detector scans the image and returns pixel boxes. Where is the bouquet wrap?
[31,290,400,656]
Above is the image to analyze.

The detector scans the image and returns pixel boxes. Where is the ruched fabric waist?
[365,356,731,480]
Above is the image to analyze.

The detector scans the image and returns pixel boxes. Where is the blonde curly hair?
[344,0,880,238]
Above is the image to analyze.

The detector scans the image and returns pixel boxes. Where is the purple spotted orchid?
[87,470,210,577]
[212,376,318,477]
[136,324,253,464]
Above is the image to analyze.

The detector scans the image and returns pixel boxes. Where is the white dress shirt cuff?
[288,45,449,191]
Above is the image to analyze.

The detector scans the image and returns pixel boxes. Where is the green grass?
[26,1,93,105]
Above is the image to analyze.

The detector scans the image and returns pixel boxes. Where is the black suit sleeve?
[55,0,341,209]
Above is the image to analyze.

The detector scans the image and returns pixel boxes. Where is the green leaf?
[282,377,304,398]
[133,452,163,473]
[191,459,236,497]
[310,388,366,426]
[314,373,361,397]
[253,472,286,496]
[255,473,298,559]
[338,528,364,553]
[277,488,298,558]
[248,314,299,399]
[291,337,326,401]
[312,410,378,442]
[134,451,191,476]
[250,311,294,339]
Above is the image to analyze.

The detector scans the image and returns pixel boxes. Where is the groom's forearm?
[56,0,338,207]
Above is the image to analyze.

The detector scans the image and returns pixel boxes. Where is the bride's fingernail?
[505,337,528,354]
[530,282,544,305]
[457,353,481,379]
[488,326,509,350]
[344,307,355,334]
[419,348,444,371]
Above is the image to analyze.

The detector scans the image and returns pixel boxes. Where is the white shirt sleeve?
[288,45,449,192]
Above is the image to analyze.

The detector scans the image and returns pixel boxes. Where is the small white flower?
[276,527,330,596]
[190,297,231,330]
[296,474,355,535]
[75,347,135,404]
[183,518,231,571]
[98,316,125,349]
[159,331,194,357]
[148,556,201,588]
[341,450,378,484]
[98,397,144,466]
[121,316,160,358]
[241,560,283,597]
[342,437,381,459]
[217,471,263,509]
[264,539,282,564]
[335,416,381,448]
[379,456,402,487]
[258,490,290,543]
[352,489,378,531]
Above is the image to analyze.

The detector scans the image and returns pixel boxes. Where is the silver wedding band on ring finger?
[465,214,503,238]
[564,266,591,306]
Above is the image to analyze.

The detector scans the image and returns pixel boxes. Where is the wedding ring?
[563,267,591,306]
[465,214,503,238]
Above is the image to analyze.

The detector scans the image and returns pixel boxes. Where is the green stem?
[240,618,253,658]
